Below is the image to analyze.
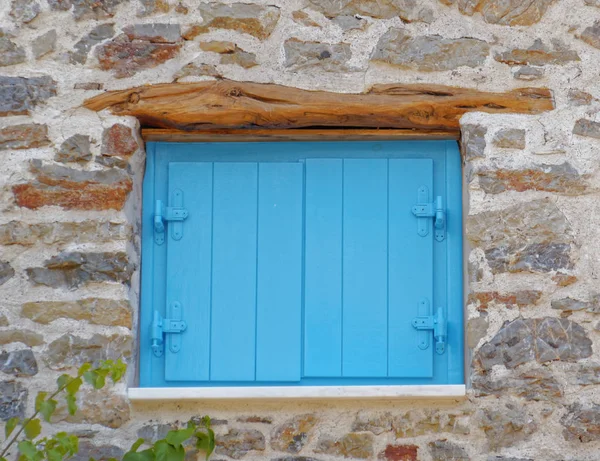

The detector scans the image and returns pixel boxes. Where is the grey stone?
[466,199,574,274]
[70,441,125,461]
[579,20,600,50]
[561,403,600,442]
[568,89,593,106]
[137,0,169,16]
[573,119,600,139]
[0,76,57,116]
[569,363,600,385]
[137,423,176,442]
[461,124,487,160]
[492,129,526,149]
[474,317,592,372]
[27,251,134,289]
[352,413,393,435]
[0,220,129,246]
[0,349,38,377]
[331,15,368,30]
[30,159,130,186]
[216,428,266,459]
[472,367,563,401]
[372,28,489,71]
[220,49,258,69]
[284,39,354,72]
[514,66,544,80]
[123,24,181,43]
[32,30,57,59]
[467,316,488,348]
[72,0,125,20]
[0,38,26,67]
[308,0,432,22]
[56,134,92,164]
[10,0,41,23]
[0,381,27,421]
[45,333,132,370]
[270,414,318,453]
[585,0,600,6]
[428,440,469,461]
[71,24,115,64]
[47,0,71,10]
[96,155,129,169]
[74,82,103,90]
[552,296,600,313]
[479,404,537,450]
[0,261,15,286]
[184,3,281,40]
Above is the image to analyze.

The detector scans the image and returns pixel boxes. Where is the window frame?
[135,139,465,400]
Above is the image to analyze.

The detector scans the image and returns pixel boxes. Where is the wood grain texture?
[84,80,554,133]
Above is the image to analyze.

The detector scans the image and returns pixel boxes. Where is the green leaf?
[5,416,19,438]
[1,456,8,461]
[130,438,145,453]
[24,419,41,440]
[154,441,185,461]
[165,427,195,449]
[66,394,77,416]
[195,428,215,460]
[46,448,62,461]
[110,359,127,383]
[34,392,47,412]
[83,371,105,389]
[65,377,82,396]
[39,399,57,422]
[123,449,155,461]
[56,374,70,389]
[77,363,91,377]
[18,441,39,460]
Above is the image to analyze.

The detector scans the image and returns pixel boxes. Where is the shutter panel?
[165,162,213,382]
[255,163,303,381]
[388,159,434,378]
[210,163,259,381]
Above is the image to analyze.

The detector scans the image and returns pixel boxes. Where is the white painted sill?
[128,384,466,401]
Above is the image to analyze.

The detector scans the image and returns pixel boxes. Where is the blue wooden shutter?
[303,158,435,379]
[164,161,303,383]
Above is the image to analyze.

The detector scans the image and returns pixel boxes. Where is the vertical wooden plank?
[165,162,213,382]
[255,163,303,381]
[388,158,434,377]
[342,159,388,377]
[211,162,258,382]
[304,159,343,377]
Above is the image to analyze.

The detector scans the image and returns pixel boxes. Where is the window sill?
[128,384,466,401]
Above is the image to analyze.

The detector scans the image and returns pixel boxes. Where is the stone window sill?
[128,385,466,401]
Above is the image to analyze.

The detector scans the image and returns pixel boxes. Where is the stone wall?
[2,0,600,460]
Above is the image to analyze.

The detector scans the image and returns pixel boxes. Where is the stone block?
[495,40,579,66]
[492,129,526,149]
[0,75,57,117]
[0,123,49,150]
[0,329,44,347]
[56,134,92,164]
[472,367,563,401]
[270,414,318,453]
[315,433,374,459]
[216,428,266,459]
[380,444,418,461]
[461,124,487,160]
[22,298,132,328]
[284,39,353,72]
[428,440,469,461]
[0,381,27,421]
[137,0,170,17]
[123,24,181,43]
[10,0,41,23]
[308,0,432,22]
[573,119,600,139]
[468,291,542,311]
[372,28,489,71]
[101,124,138,158]
[72,0,125,20]
[71,24,115,65]
[45,333,132,370]
[32,30,57,59]
[561,403,600,442]
[479,404,537,450]
[183,3,281,40]
[579,20,600,49]
[474,317,592,372]
[0,349,38,376]
[0,261,15,286]
[70,441,125,461]
[440,0,555,25]
[0,37,26,67]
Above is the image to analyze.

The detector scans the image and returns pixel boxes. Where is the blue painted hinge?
[412,306,447,355]
[154,189,189,245]
[151,303,187,357]
[412,186,446,241]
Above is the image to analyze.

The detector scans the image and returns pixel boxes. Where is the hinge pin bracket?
[412,187,446,241]
[150,307,187,357]
[412,306,447,355]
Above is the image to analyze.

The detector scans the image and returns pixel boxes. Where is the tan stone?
[216,428,265,459]
[316,432,374,459]
[495,40,579,66]
[22,298,132,328]
[467,316,489,348]
[183,3,280,40]
[0,220,130,246]
[0,314,7,327]
[442,0,556,26]
[0,329,44,347]
[0,124,50,150]
[372,28,489,71]
[174,62,221,80]
[45,333,132,370]
[468,291,542,312]
[393,410,471,438]
[270,414,318,453]
[292,10,321,28]
[199,41,236,53]
[479,404,537,450]
[308,0,432,22]
[472,367,563,401]
[573,119,600,139]
[552,274,577,287]
[492,128,526,149]
[55,388,130,428]
[579,21,600,49]
[220,50,257,69]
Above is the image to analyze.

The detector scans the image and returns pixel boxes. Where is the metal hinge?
[150,303,187,357]
[412,305,447,355]
[154,189,188,245]
[412,186,446,241]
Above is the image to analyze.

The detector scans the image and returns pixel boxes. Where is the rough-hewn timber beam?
[84,80,554,134]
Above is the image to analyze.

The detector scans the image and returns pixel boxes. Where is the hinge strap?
[412,305,447,355]
[150,306,187,357]
[154,189,189,245]
[411,186,446,241]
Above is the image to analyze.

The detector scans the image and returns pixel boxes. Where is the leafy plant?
[0,360,215,461]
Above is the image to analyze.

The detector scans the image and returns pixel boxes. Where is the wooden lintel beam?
[85,80,554,133]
